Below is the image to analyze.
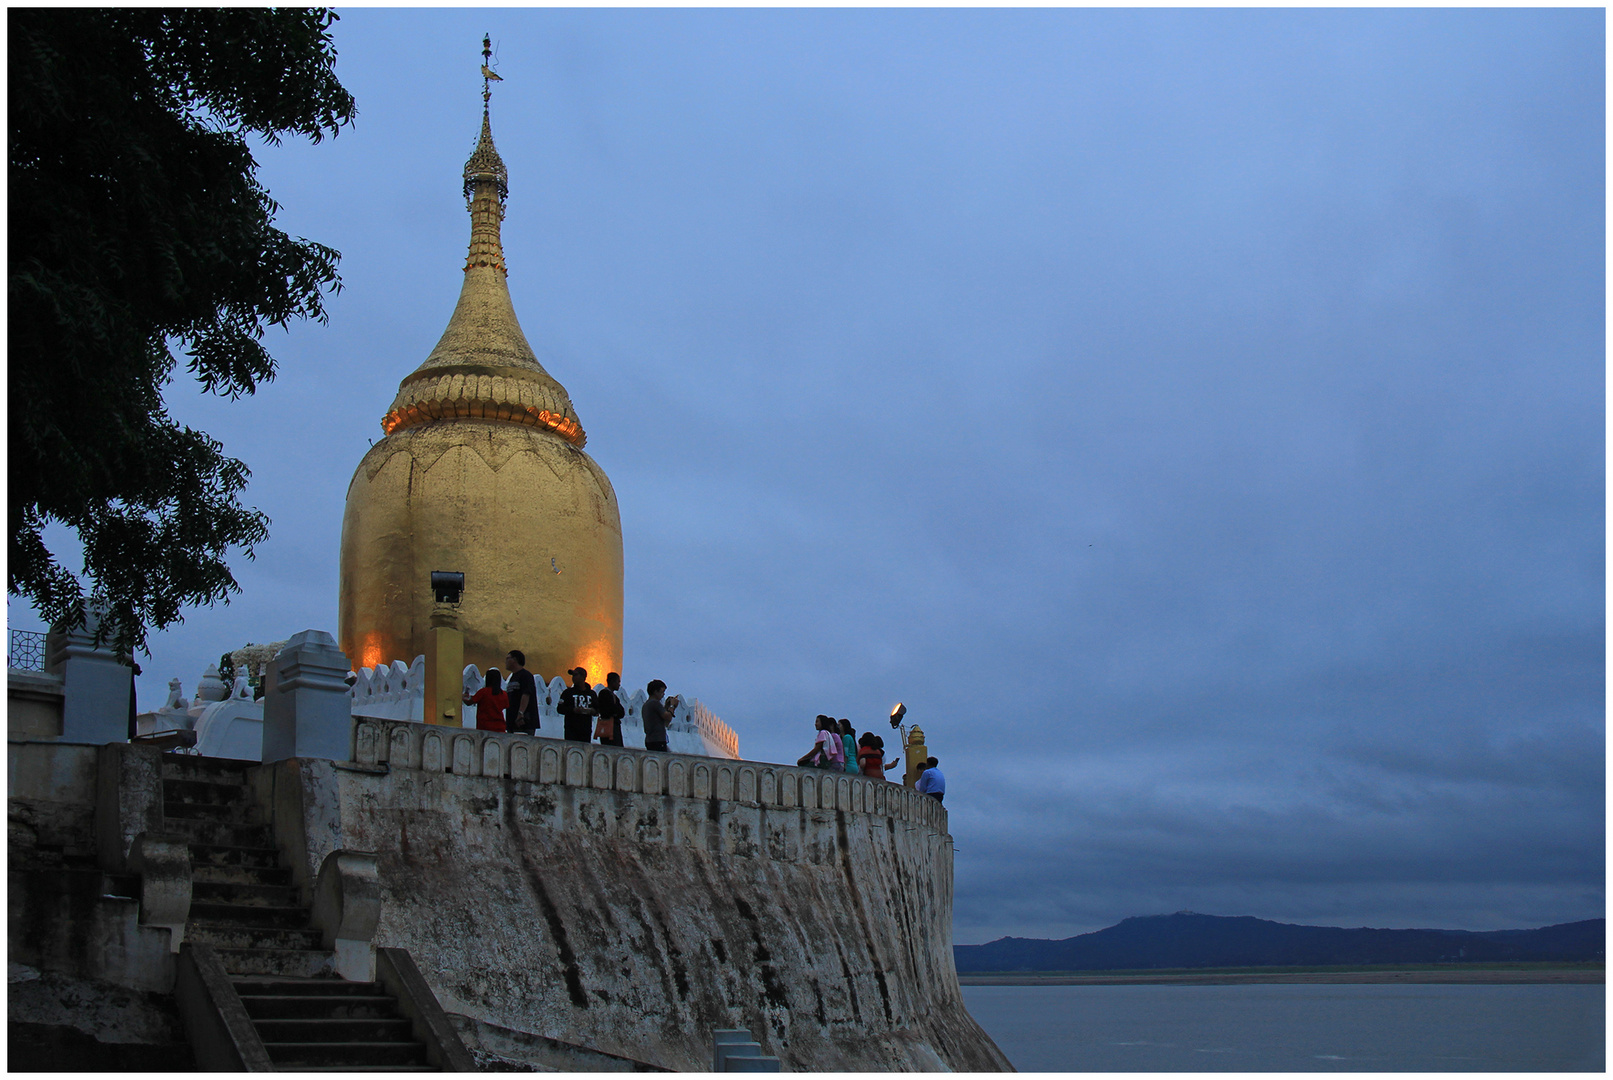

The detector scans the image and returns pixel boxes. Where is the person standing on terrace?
[557,666,598,742]
[642,679,671,752]
[594,671,626,747]
[463,668,508,731]
[504,651,538,734]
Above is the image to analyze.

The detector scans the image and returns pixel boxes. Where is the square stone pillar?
[45,610,133,745]
[262,630,353,764]
[423,606,464,726]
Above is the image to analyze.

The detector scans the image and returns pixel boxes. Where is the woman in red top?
[857,733,900,779]
[462,669,509,731]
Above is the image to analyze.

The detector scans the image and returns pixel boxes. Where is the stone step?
[164,799,260,825]
[234,978,385,997]
[277,1066,438,1072]
[240,994,402,1021]
[254,1017,416,1043]
[161,756,251,784]
[191,879,302,908]
[163,776,250,807]
[211,948,335,978]
[191,863,294,888]
[187,842,282,869]
[253,1018,416,1044]
[262,1041,429,1068]
[164,819,275,849]
[188,901,309,928]
[187,923,325,952]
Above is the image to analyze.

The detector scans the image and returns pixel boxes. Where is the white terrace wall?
[186,659,739,762]
[249,719,1009,1072]
[351,659,740,759]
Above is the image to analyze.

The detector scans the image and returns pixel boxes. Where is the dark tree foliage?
[10,9,356,658]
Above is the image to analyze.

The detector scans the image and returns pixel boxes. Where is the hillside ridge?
[954,913,1605,971]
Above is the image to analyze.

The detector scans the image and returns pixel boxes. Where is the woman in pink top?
[797,715,844,768]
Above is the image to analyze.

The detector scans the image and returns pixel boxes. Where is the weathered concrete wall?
[8,670,65,740]
[8,965,194,1071]
[261,720,1010,1071]
[9,742,98,863]
[9,743,176,993]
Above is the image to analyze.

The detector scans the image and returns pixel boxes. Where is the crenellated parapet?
[350,716,941,832]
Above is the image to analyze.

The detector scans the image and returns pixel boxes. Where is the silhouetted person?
[839,719,858,774]
[595,671,626,747]
[642,679,671,752]
[557,666,598,742]
[857,733,901,779]
[463,668,508,731]
[799,715,842,768]
[504,651,538,735]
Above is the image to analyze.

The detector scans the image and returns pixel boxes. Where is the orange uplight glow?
[360,637,385,671]
[381,401,586,447]
[572,640,618,682]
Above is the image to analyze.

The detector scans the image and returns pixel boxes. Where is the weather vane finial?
[480,33,502,113]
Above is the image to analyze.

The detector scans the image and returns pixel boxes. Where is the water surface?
[961,983,1605,1071]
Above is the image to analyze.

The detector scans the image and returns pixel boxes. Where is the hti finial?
[480,34,502,113]
[465,35,508,206]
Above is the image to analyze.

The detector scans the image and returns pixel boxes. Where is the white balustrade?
[185,653,748,768]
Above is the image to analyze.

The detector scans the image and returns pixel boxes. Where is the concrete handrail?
[130,832,192,952]
[175,942,274,1071]
[311,849,381,981]
[351,717,948,834]
[377,947,477,1072]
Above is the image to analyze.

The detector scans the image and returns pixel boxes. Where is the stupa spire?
[463,34,508,273]
[378,37,585,447]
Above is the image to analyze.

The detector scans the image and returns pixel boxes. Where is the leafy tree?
[10,9,356,658]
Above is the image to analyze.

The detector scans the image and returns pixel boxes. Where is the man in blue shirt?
[916,757,945,804]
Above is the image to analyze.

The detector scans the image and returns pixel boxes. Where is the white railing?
[348,657,428,722]
[169,655,742,763]
[349,716,946,833]
[353,657,740,760]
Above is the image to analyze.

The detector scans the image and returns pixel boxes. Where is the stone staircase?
[163,756,330,977]
[233,977,435,1070]
[161,755,442,1070]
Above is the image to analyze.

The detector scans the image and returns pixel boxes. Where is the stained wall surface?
[259,721,1012,1072]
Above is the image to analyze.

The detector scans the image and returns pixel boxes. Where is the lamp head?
[431,571,465,605]
[889,702,906,728]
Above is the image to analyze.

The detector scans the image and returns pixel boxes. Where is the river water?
[961,983,1605,1071]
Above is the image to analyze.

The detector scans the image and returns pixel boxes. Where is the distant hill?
[954,913,1605,972]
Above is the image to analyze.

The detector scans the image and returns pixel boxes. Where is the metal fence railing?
[9,629,48,672]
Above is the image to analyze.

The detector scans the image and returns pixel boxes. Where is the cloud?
[17,9,1597,943]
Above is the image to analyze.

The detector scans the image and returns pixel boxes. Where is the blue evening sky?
[13,8,1604,943]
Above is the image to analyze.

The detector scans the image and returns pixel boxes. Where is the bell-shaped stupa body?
[339,106,623,682]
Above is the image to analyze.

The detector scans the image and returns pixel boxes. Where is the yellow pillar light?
[424,572,465,726]
[903,724,928,789]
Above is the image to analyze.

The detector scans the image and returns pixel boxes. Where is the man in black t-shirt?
[556,666,598,742]
[504,650,539,735]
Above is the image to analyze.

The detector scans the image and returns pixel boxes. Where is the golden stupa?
[338,50,624,680]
